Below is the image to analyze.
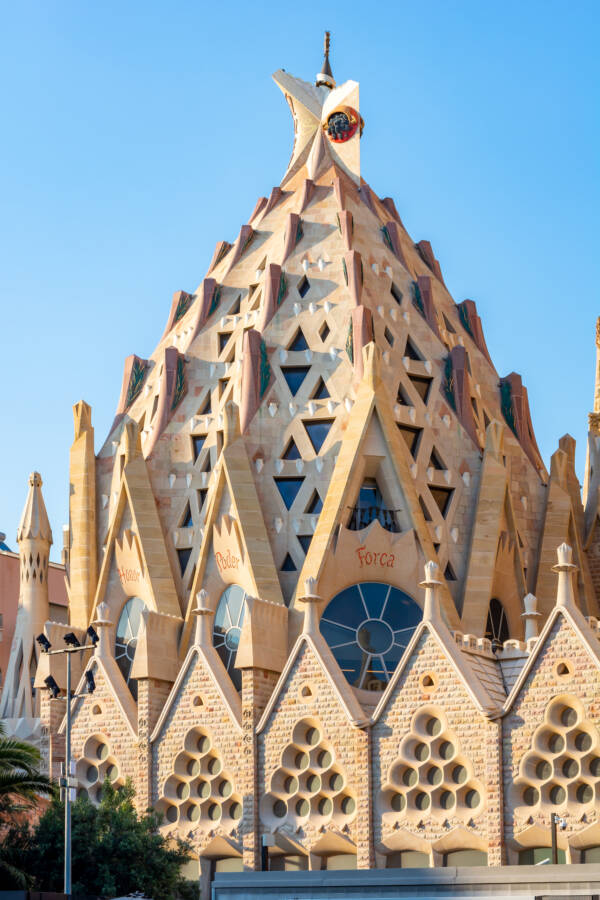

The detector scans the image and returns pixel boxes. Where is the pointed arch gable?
[61,654,137,741]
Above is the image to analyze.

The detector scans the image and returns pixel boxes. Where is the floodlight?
[85,670,96,694]
[44,675,61,699]
[36,633,52,652]
[86,625,99,646]
[63,632,81,647]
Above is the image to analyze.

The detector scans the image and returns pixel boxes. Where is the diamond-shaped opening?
[444,561,457,581]
[312,377,330,400]
[391,283,403,305]
[304,419,334,454]
[397,424,422,458]
[177,548,192,575]
[281,366,311,395]
[192,434,206,462]
[298,534,312,554]
[396,383,411,405]
[281,553,297,572]
[409,375,432,404]
[274,477,305,509]
[180,504,193,528]
[429,448,446,471]
[430,486,453,517]
[288,329,309,351]
[384,327,394,347]
[282,437,301,460]
[305,490,323,514]
[319,321,330,342]
[297,276,310,298]
[419,496,432,522]
[198,489,208,511]
[151,394,159,421]
[404,336,423,361]
[218,332,231,354]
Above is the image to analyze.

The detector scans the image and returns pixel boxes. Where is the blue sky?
[0,0,598,558]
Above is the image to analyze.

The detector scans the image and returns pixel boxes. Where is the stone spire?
[316,30,335,89]
[17,471,52,544]
[68,401,97,630]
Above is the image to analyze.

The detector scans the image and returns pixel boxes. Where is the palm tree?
[0,721,54,815]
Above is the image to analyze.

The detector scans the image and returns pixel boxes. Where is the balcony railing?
[347,505,401,533]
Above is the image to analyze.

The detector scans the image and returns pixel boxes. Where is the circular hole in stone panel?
[86,765,98,784]
[295,752,309,771]
[306,774,321,794]
[535,760,552,781]
[575,731,593,753]
[176,781,189,800]
[317,749,333,768]
[218,780,232,798]
[106,764,118,782]
[195,780,211,800]
[523,786,539,806]
[318,796,333,816]
[284,775,299,794]
[548,733,565,754]
[329,772,344,792]
[208,803,221,821]
[296,798,310,817]
[186,803,200,822]
[230,801,242,820]
[273,799,287,819]
[427,765,442,786]
[465,789,480,809]
[576,782,594,804]
[550,784,566,805]
[440,790,455,810]
[438,741,455,761]
[207,756,222,776]
[589,757,600,777]
[402,767,417,787]
[165,805,178,824]
[560,706,578,727]
[305,727,320,746]
[187,759,200,777]
[452,765,467,785]
[426,717,442,737]
[391,792,405,812]
[93,785,104,804]
[197,734,211,754]
[414,742,429,762]
[341,795,356,815]
[562,758,579,779]
[96,743,109,761]
[415,792,430,810]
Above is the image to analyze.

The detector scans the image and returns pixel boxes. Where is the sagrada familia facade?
[3,37,600,882]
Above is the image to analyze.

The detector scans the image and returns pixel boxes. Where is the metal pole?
[65,651,72,898]
[551,813,558,865]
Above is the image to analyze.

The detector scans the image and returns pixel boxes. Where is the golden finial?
[316,30,335,88]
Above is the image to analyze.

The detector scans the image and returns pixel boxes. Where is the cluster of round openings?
[263,720,356,828]
[517,700,599,810]
[381,710,484,821]
[75,735,123,804]
[158,727,242,828]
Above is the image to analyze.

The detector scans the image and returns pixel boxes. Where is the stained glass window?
[320,583,421,690]
[115,597,145,699]
[213,585,247,691]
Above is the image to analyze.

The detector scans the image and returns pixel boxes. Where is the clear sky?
[0,0,598,559]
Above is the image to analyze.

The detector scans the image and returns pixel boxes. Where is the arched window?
[484,597,509,645]
[443,849,488,867]
[115,597,145,699]
[319,583,422,690]
[213,585,247,691]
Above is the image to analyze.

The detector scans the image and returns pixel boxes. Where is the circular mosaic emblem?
[324,106,363,143]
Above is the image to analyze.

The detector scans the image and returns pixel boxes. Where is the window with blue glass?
[347,478,401,533]
[115,596,145,699]
[213,584,247,691]
[319,583,421,690]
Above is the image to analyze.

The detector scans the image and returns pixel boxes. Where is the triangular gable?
[61,653,137,740]
[503,603,600,714]
[150,641,242,742]
[294,343,459,627]
[372,618,502,723]
[257,630,368,733]
[91,449,180,622]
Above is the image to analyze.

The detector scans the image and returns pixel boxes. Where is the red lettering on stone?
[355,546,396,568]
[215,549,240,572]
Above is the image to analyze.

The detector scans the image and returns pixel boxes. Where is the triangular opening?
[404,336,423,361]
[384,327,395,347]
[297,276,310,298]
[397,424,422,458]
[444,561,457,581]
[274,477,305,509]
[281,366,311,395]
[180,504,193,528]
[430,486,454,517]
[176,548,192,575]
[419,495,432,522]
[429,447,446,471]
[282,437,302,460]
[442,313,456,334]
[219,332,232,354]
[312,377,330,400]
[396,383,411,406]
[192,434,206,462]
[288,329,309,352]
[202,454,212,474]
[304,419,334,454]
[305,490,323,514]
[151,394,159,421]
[229,295,241,316]
[391,283,403,305]
[409,375,432,405]
[281,553,297,572]
[200,394,212,415]
[298,534,312,554]
[197,489,208,511]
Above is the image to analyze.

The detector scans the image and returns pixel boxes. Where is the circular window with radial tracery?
[213,585,247,691]
[319,583,421,690]
[115,596,145,699]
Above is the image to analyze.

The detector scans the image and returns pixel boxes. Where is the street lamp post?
[37,628,98,898]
